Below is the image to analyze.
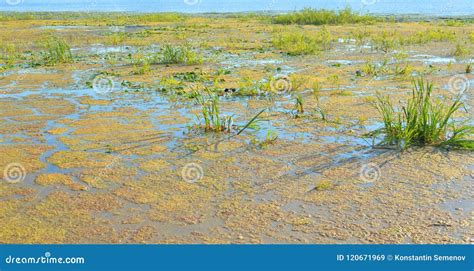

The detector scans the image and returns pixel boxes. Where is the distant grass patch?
[452,43,469,57]
[0,12,183,24]
[272,28,331,55]
[194,93,232,133]
[0,43,17,70]
[370,78,473,150]
[273,8,377,26]
[159,44,203,65]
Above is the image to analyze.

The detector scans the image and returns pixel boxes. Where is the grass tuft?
[193,92,233,133]
[0,43,17,70]
[370,78,473,150]
[160,44,203,65]
[272,28,331,55]
[42,37,73,65]
[273,8,377,26]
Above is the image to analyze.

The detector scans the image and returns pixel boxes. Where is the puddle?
[408,54,457,64]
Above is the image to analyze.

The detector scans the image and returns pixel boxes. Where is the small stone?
[238,235,244,240]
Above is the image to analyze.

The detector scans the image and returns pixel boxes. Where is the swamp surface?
[0,13,473,244]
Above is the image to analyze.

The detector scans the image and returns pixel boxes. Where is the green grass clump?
[272,28,331,55]
[160,44,203,65]
[194,92,233,133]
[251,130,278,149]
[42,37,72,65]
[314,180,333,191]
[294,94,305,115]
[273,8,376,26]
[0,12,183,24]
[466,62,472,74]
[0,43,17,70]
[371,78,473,150]
[452,43,468,57]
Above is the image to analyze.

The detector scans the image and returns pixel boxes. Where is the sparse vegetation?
[0,43,17,70]
[314,180,333,191]
[160,44,203,65]
[273,8,377,26]
[272,28,331,55]
[193,92,233,133]
[312,83,328,121]
[41,37,73,65]
[370,78,473,150]
[294,94,305,116]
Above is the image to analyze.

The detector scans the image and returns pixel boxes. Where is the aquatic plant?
[106,32,127,46]
[194,92,233,133]
[251,130,278,149]
[273,8,377,26]
[236,78,264,96]
[452,43,468,57]
[0,43,17,70]
[371,32,396,53]
[466,62,472,74]
[370,78,473,150]
[294,94,305,115]
[393,64,415,78]
[312,83,328,121]
[173,71,208,83]
[367,28,455,53]
[443,20,464,27]
[160,44,203,65]
[0,12,183,23]
[362,62,379,76]
[362,60,391,77]
[272,27,331,55]
[131,55,151,75]
[314,180,333,191]
[42,37,73,65]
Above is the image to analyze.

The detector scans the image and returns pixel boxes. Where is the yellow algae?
[114,182,161,204]
[47,150,116,169]
[139,159,170,172]
[35,173,88,191]
[47,127,68,135]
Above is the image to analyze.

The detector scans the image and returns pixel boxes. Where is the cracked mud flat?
[0,15,473,244]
